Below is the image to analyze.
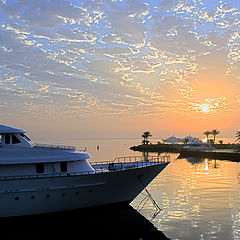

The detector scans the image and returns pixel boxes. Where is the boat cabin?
[0,125,32,148]
[0,124,94,178]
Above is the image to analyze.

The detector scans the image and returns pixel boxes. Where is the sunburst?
[201,104,210,113]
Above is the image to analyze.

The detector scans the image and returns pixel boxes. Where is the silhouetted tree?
[142,131,152,145]
[209,139,214,145]
[236,131,240,142]
[211,129,220,144]
[203,131,211,141]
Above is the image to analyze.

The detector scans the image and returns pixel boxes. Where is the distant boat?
[162,136,182,143]
[163,135,199,144]
[0,124,170,217]
[184,140,215,152]
[182,135,197,142]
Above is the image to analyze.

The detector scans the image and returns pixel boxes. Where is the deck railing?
[91,155,169,165]
[113,154,170,163]
[90,154,170,168]
[33,143,76,150]
[0,154,170,181]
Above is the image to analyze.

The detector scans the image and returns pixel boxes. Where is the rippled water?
[132,155,240,240]
[43,138,240,240]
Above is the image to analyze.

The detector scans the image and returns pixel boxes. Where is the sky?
[0,0,240,140]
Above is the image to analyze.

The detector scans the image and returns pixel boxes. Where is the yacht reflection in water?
[0,205,170,240]
[184,157,221,169]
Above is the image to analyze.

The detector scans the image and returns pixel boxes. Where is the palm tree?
[211,129,220,144]
[236,131,240,142]
[203,131,211,141]
[142,131,152,145]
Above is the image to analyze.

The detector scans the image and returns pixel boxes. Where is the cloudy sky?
[0,0,240,139]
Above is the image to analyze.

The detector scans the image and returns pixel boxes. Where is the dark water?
[37,138,240,240]
[0,204,169,239]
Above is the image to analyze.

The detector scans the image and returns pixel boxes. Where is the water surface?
[132,155,240,240]
[42,138,240,240]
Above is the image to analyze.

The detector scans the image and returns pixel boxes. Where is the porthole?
[46,194,50,198]
[61,193,66,196]
[31,196,35,199]
[15,197,19,200]
[75,191,79,195]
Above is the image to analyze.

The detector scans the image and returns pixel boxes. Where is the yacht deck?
[0,155,170,181]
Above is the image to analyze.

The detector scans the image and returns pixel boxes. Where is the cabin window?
[60,162,67,172]
[36,163,44,173]
[5,134,10,144]
[20,133,30,141]
[0,135,2,145]
[12,135,21,144]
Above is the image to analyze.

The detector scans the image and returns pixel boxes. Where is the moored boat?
[0,124,170,217]
[184,140,215,152]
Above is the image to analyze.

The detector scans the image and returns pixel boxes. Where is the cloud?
[38,84,49,93]
[0,0,239,129]
[102,0,147,48]
[55,28,97,43]
[2,0,90,28]
[94,46,135,58]
[159,0,179,10]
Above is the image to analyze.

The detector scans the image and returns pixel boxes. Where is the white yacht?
[184,140,215,152]
[0,124,170,217]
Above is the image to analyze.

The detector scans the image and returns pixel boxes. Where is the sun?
[201,104,210,113]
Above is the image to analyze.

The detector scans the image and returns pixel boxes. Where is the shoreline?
[130,143,240,152]
[130,143,240,161]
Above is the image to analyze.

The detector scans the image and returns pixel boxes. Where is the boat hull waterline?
[0,162,169,217]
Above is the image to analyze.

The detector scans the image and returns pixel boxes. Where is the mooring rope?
[137,175,162,219]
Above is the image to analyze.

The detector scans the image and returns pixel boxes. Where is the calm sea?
[41,137,239,240]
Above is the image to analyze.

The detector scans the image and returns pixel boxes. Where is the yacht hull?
[0,162,169,217]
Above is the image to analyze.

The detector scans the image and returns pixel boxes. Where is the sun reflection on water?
[132,154,240,240]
